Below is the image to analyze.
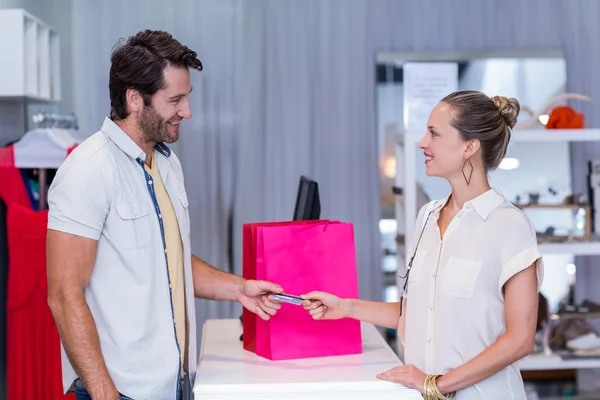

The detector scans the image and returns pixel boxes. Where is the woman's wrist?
[423,374,455,399]
[435,374,450,395]
[341,298,353,319]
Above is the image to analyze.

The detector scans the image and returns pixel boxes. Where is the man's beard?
[138,105,178,144]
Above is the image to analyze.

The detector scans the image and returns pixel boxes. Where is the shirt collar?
[432,187,506,220]
[471,188,506,219]
[101,117,172,161]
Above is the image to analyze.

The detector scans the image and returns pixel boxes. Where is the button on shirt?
[401,188,544,399]
[47,117,196,400]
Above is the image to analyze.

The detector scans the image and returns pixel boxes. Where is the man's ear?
[126,89,143,113]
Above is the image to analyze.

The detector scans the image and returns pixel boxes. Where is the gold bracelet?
[422,374,456,400]
[422,375,438,400]
[432,375,456,399]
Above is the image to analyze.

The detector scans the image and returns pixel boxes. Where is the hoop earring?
[462,158,473,185]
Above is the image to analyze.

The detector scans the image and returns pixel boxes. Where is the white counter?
[193,318,421,399]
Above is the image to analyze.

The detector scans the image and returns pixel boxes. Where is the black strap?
[399,209,433,316]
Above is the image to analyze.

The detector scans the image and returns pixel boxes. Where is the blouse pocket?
[407,250,427,286]
[441,257,482,298]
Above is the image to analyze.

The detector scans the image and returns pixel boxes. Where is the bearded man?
[46,30,283,400]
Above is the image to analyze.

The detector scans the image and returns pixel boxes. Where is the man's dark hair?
[109,30,203,120]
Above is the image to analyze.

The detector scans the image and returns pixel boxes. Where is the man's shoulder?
[68,130,110,161]
[54,131,117,188]
[62,130,124,174]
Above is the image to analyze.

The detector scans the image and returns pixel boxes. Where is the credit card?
[273,293,304,305]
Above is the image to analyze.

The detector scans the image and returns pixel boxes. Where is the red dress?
[0,144,31,208]
[1,143,73,399]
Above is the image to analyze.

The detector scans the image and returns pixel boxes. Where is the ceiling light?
[498,157,520,170]
[382,157,396,178]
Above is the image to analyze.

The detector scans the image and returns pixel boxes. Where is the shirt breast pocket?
[115,201,153,249]
[178,191,190,235]
[441,257,482,298]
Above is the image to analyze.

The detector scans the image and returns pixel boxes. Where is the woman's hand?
[376,364,427,392]
[301,291,350,320]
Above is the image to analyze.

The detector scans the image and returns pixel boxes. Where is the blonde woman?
[303,91,543,399]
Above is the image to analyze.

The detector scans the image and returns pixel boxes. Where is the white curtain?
[232,0,382,302]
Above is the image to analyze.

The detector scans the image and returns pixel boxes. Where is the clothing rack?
[31,112,78,209]
[38,170,48,211]
[32,112,78,130]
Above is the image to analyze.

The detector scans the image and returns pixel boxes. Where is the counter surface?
[193,318,421,399]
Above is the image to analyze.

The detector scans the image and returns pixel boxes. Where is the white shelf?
[519,353,600,371]
[398,128,600,146]
[511,128,600,142]
[0,9,60,102]
[538,242,600,255]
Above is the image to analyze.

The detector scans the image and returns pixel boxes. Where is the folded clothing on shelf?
[567,332,600,352]
[558,299,600,315]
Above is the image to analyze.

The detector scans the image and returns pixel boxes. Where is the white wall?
[522,58,567,111]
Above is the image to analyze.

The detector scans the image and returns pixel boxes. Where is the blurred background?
[2,0,600,398]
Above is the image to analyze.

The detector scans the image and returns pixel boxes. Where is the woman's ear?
[465,140,481,159]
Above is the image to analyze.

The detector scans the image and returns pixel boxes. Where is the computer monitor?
[293,176,321,220]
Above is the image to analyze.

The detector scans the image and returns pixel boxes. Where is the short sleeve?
[47,157,110,240]
[498,210,544,298]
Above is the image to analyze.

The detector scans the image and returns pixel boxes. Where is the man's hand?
[237,280,284,320]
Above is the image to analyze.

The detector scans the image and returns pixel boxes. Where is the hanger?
[12,112,80,210]
[12,113,79,170]
[32,112,78,130]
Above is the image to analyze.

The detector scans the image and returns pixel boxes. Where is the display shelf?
[550,311,600,321]
[0,9,61,101]
[397,129,600,147]
[377,242,600,270]
[538,242,600,255]
[519,353,600,371]
[510,129,600,143]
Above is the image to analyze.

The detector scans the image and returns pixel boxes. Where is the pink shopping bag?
[242,220,325,353]
[247,221,362,361]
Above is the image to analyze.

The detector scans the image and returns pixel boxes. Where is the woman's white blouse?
[401,188,543,399]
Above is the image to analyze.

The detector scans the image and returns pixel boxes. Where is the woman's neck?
[446,170,491,212]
